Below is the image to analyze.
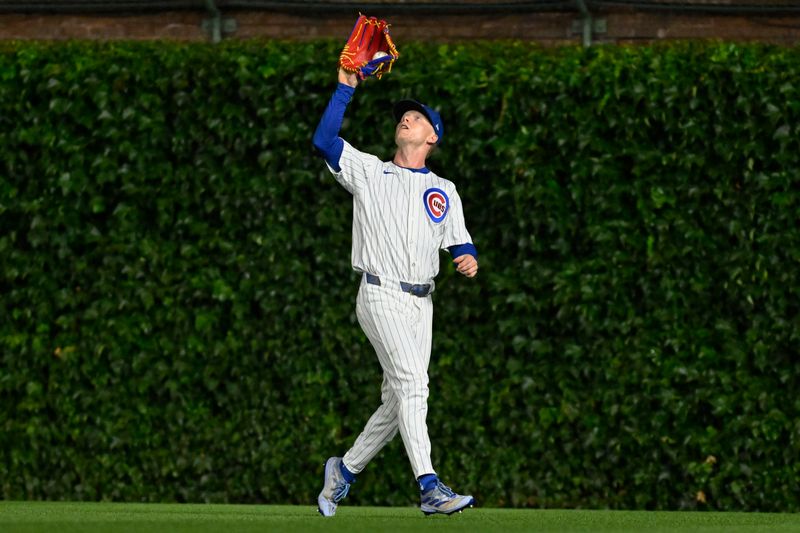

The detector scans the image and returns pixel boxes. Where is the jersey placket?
[406,171,417,280]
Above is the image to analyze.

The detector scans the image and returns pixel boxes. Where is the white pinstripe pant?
[342,277,436,479]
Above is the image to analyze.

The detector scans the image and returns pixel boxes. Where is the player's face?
[395,111,437,147]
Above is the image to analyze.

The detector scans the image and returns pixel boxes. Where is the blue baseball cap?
[393,100,444,145]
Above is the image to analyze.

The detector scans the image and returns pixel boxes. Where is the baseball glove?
[339,14,399,80]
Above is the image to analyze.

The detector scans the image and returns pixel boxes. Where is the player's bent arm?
[338,68,359,88]
[447,242,477,261]
[312,82,356,172]
[453,254,478,278]
[448,243,479,278]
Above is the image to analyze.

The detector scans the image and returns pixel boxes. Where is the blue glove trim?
[360,54,394,78]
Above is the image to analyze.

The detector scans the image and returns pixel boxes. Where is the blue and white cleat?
[317,457,351,517]
[420,480,475,516]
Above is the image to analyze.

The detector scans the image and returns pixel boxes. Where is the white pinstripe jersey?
[327,140,473,284]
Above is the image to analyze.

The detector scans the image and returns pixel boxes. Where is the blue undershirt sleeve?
[312,83,355,172]
[448,243,478,260]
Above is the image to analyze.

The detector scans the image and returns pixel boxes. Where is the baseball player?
[312,67,479,517]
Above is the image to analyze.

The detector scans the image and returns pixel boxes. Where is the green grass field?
[1,502,798,532]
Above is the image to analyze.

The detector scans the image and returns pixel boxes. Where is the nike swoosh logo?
[383,170,396,174]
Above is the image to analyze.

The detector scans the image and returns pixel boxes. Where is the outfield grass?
[1,502,798,533]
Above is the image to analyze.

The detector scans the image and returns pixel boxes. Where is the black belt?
[365,273,432,298]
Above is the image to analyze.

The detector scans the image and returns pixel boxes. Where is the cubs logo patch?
[423,188,449,223]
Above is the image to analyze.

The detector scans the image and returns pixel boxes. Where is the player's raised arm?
[312,71,356,172]
[338,68,358,88]
[312,15,399,174]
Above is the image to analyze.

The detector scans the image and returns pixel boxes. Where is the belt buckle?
[409,284,429,297]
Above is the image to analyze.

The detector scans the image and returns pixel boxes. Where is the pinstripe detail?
[331,141,472,283]
[344,280,434,477]
[329,140,471,479]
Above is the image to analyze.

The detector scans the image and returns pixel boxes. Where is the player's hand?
[453,254,478,278]
[338,68,359,88]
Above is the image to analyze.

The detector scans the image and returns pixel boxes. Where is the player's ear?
[426,139,437,157]
[427,133,439,146]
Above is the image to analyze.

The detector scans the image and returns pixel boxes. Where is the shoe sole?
[421,497,475,516]
[317,458,337,517]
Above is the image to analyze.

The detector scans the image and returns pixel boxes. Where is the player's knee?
[393,378,429,399]
[380,388,398,405]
